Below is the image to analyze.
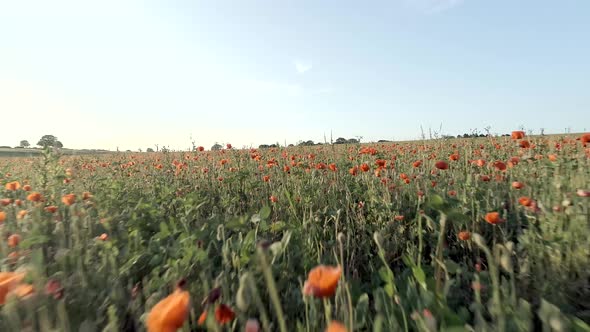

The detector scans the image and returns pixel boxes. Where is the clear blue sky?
[1,0,589,150]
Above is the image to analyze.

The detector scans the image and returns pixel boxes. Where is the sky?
[1,0,589,151]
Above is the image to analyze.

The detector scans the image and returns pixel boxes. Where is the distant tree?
[37,135,63,148]
[378,139,391,143]
[19,140,30,148]
[211,143,223,151]
[146,148,155,152]
[297,140,315,146]
[346,138,359,144]
[259,144,270,149]
[334,137,347,144]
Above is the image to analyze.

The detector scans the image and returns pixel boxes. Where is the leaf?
[159,222,170,237]
[445,260,461,274]
[412,266,426,289]
[447,211,470,224]
[19,235,50,249]
[571,317,590,332]
[259,219,269,232]
[428,194,445,211]
[384,283,395,297]
[270,221,287,232]
[402,254,416,268]
[378,266,393,283]
[259,206,271,220]
[354,294,370,329]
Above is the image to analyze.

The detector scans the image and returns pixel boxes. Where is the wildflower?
[44,206,58,213]
[45,279,64,299]
[0,272,28,305]
[511,182,524,189]
[245,319,261,332]
[326,321,348,332]
[197,310,207,325]
[27,192,43,202]
[61,194,76,206]
[493,161,507,171]
[215,304,235,325]
[8,234,21,248]
[146,280,190,332]
[511,131,525,139]
[22,184,32,191]
[17,210,27,219]
[519,140,531,149]
[360,163,370,172]
[98,233,108,241]
[270,195,278,203]
[518,196,533,207]
[475,159,486,167]
[5,181,20,191]
[434,161,448,170]
[0,211,5,223]
[0,199,11,206]
[303,265,342,298]
[577,189,590,197]
[484,212,504,225]
[458,231,470,241]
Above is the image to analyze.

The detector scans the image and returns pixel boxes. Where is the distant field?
[0,133,582,157]
[0,132,588,331]
[0,147,112,158]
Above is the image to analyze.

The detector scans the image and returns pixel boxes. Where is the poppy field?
[1,133,590,332]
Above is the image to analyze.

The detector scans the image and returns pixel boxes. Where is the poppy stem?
[323,298,332,327]
[257,248,288,332]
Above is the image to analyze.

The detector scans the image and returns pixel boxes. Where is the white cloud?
[294,60,312,74]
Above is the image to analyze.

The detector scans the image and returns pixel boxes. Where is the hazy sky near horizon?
[1,0,589,150]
